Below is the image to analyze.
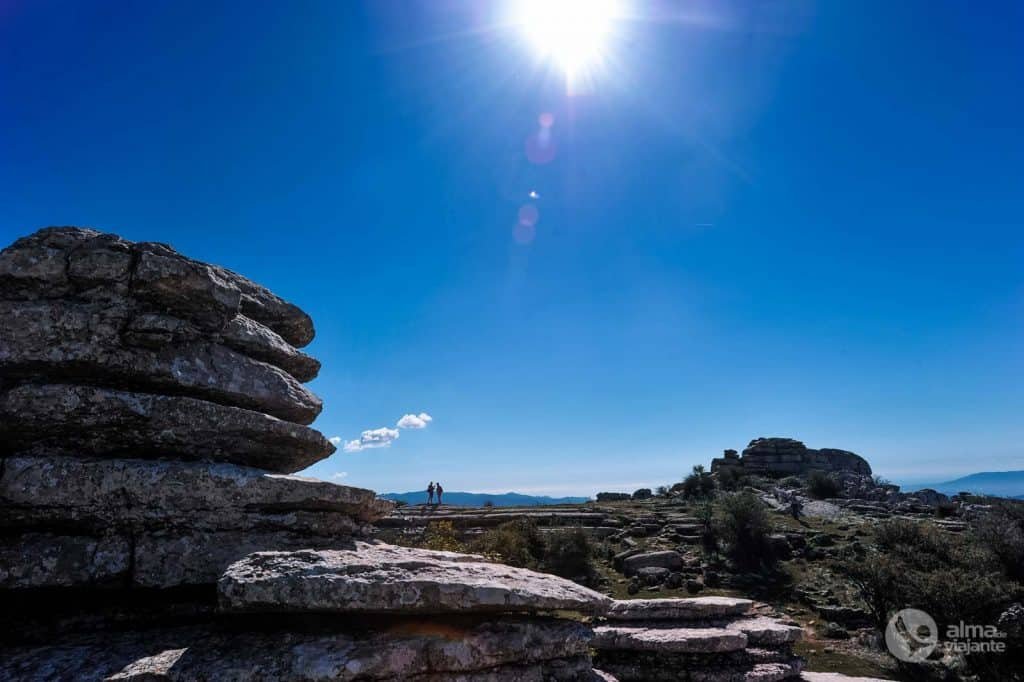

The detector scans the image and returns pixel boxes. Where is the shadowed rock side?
[0,227,618,681]
[711,438,872,478]
[593,597,804,682]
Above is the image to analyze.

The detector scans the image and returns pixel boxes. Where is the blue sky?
[2,1,1021,495]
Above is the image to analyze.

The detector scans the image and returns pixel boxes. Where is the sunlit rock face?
[710,438,872,477]
[0,227,613,681]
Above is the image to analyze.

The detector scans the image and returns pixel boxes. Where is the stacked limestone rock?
[0,227,613,680]
[592,597,804,682]
[0,227,388,593]
[710,439,872,478]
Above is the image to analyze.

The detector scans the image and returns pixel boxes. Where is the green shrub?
[973,501,1024,582]
[838,517,1023,678]
[421,520,464,552]
[806,471,840,499]
[681,465,716,500]
[714,492,774,569]
[542,527,594,580]
[778,476,803,490]
[469,519,545,569]
[717,467,743,491]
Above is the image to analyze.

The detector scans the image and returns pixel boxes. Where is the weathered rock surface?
[593,626,749,654]
[607,597,754,621]
[0,455,387,529]
[621,550,685,576]
[219,542,613,615]
[1,619,593,681]
[593,599,804,682]
[711,438,872,478]
[0,384,333,471]
[1,530,363,589]
[0,299,321,423]
[0,227,313,347]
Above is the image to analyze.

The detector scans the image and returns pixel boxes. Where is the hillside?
[381,491,589,507]
[916,470,1024,497]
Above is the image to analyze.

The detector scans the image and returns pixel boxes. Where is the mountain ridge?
[381,490,590,507]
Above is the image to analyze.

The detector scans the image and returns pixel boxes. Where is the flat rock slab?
[606,597,753,621]
[1,619,592,681]
[592,626,748,654]
[218,542,613,615]
[798,671,888,675]
[0,384,333,472]
[727,616,802,646]
[1,455,389,528]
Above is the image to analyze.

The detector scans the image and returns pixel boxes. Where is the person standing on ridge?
[436,481,444,505]
[426,481,435,505]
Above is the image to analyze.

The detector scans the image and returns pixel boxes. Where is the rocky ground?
[376,482,1022,682]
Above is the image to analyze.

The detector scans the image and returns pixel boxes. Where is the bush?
[543,527,594,580]
[681,465,716,500]
[806,471,840,499]
[717,467,743,491]
[839,518,1022,678]
[482,499,494,509]
[714,492,774,569]
[778,476,803,490]
[973,501,1024,582]
[655,485,670,497]
[469,519,545,569]
[421,520,464,553]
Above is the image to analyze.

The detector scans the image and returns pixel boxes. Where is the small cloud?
[343,427,400,452]
[328,436,342,446]
[331,472,349,481]
[397,412,433,430]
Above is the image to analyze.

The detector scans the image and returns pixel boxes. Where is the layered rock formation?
[0,228,373,595]
[593,597,804,682]
[0,227,615,680]
[711,438,872,478]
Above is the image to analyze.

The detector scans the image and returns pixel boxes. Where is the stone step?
[606,598,753,622]
[592,626,748,653]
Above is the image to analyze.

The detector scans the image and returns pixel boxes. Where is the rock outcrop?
[0,227,617,681]
[593,597,804,681]
[711,438,872,478]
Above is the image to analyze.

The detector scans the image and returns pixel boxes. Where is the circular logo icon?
[886,608,939,662]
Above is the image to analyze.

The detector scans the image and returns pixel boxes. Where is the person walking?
[435,481,444,505]
[426,481,435,505]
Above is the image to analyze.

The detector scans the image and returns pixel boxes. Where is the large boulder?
[219,542,613,616]
[621,551,685,577]
[606,597,752,621]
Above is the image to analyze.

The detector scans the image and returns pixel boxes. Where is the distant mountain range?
[381,491,590,507]
[910,471,1024,498]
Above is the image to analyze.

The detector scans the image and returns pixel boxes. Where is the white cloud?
[331,472,348,481]
[328,436,342,446]
[343,427,400,452]
[397,412,433,429]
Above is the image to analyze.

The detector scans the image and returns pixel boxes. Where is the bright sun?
[513,0,620,81]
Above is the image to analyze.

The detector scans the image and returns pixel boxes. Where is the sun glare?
[513,0,619,83]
